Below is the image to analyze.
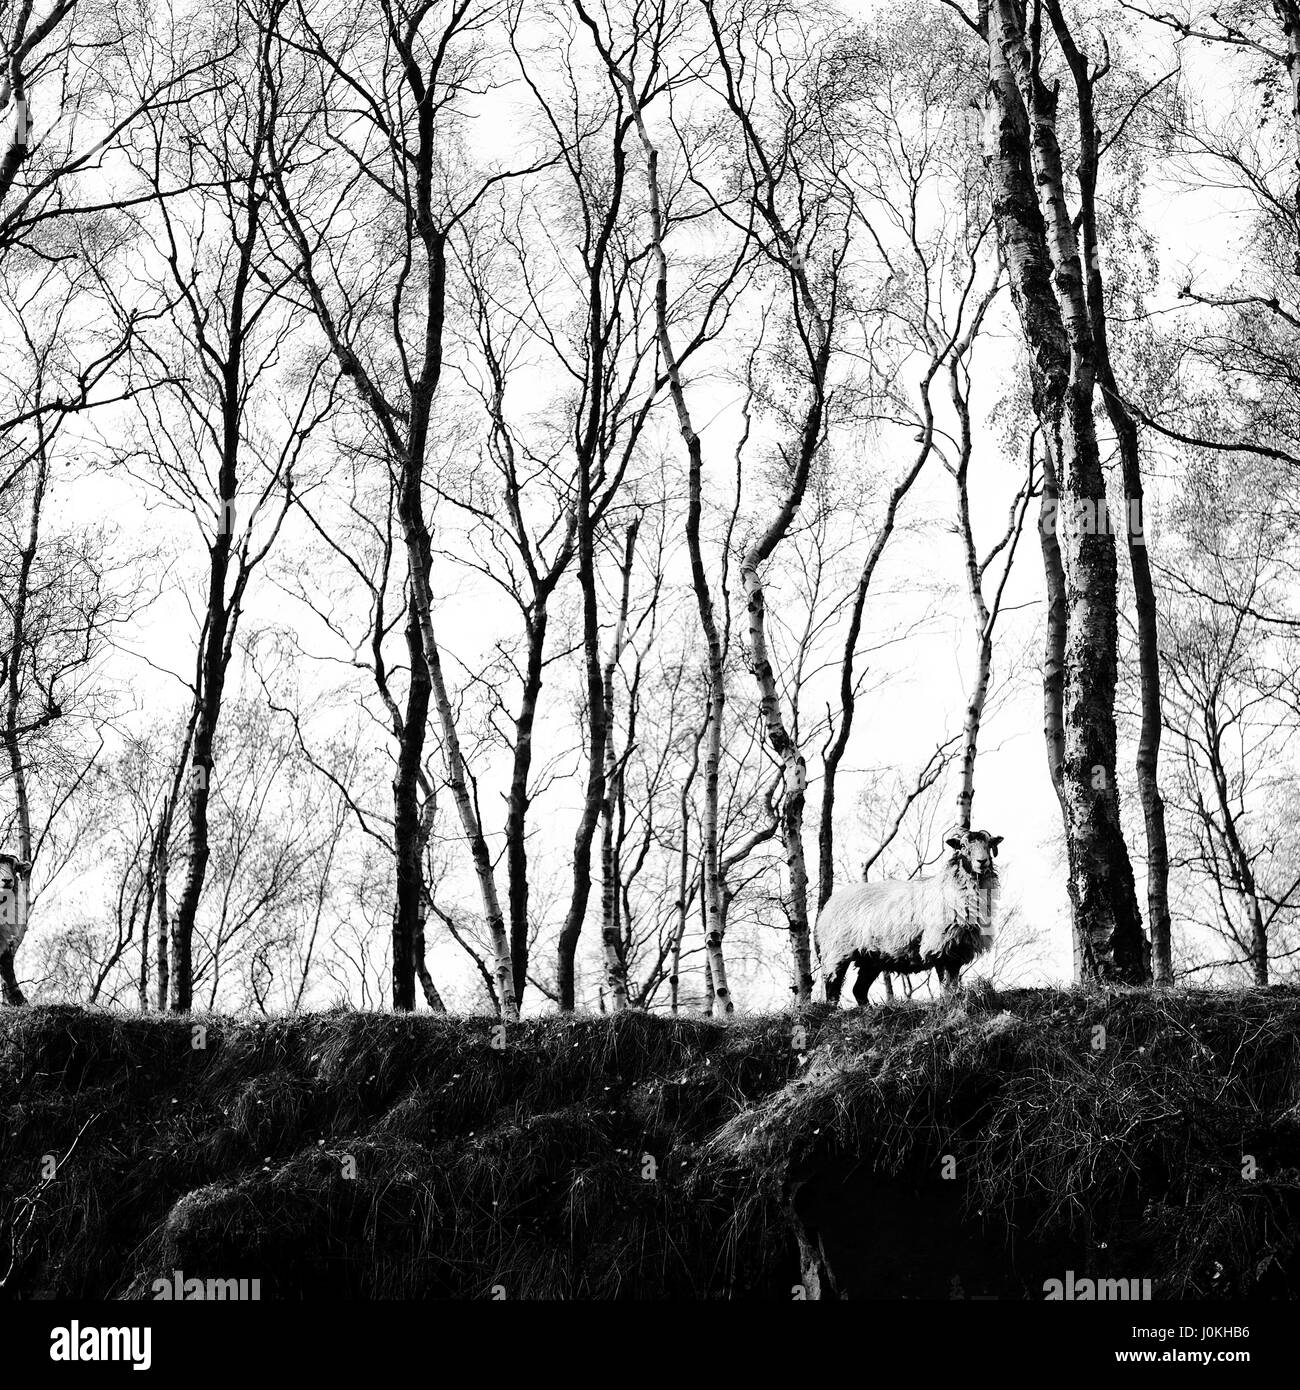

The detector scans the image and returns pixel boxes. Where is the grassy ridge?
[2,986,1298,1299]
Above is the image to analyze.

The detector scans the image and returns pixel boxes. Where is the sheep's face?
[945,829,1003,882]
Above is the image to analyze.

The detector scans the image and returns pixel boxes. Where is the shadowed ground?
[2,986,1298,1299]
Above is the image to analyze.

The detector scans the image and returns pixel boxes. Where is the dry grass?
[2,986,1297,1299]
[709,985,1300,1297]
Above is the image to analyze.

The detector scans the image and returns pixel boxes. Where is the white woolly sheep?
[815,829,1003,1006]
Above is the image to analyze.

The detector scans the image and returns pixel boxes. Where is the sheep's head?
[945,828,1003,882]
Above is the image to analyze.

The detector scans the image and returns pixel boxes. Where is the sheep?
[815,828,1003,1006]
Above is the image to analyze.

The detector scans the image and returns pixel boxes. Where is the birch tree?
[950,403,1037,831]
[1047,2,1173,978]
[265,0,554,1018]
[703,0,854,1005]
[955,0,1150,982]
[0,240,136,1004]
[563,0,762,1012]
[117,0,328,1010]
[0,431,114,1001]
[1159,476,1300,985]
[597,517,653,1011]
[1122,2,1300,984]
[818,3,1004,903]
[453,212,579,1009]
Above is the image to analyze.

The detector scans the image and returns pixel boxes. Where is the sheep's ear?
[990,836,1003,855]
[945,836,963,851]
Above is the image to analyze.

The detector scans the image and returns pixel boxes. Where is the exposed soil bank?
[2,986,1297,1298]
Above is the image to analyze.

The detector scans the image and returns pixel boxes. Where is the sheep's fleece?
[815,835,1001,980]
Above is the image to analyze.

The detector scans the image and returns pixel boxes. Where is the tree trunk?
[953,367,991,832]
[552,85,631,1015]
[0,950,21,1006]
[984,0,1148,985]
[505,611,546,1007]
[735,288,829,1010]
[953,395,1035,831]
[620,101,737,1016]
[168,199,266,1011]
[698,0,840,1006]
[739,344,827,1008]
[819,441,930,907]
[1036,444,1068,813]
[698,693,733,1017]
[412,560,518,1020]
[0,443,44,1006]
[1203,707,1269,984]
[172,734,217,1009]
[599,521,638,1012]
[1251,901,1269,986]
[155,841,170,1013]
[956,646,994,834]
[413,900,447,1012]
[555,423,607,1012]
[1038,436,1079,966]
[817,280,1002,902]
[1102,359,1171,985]
[1275,0,1300,254]
[742,552,816,1007]
[1048,3,1172,983]
[393,233,515,1018]
[138,880,152,1011]
[670,721,704,1016]
[731,253,829,1006]
[390,595,431,1012]
[156,808,178,1014]
[148,711,195,1013]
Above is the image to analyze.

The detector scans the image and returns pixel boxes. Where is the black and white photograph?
[0,0,1296,1367]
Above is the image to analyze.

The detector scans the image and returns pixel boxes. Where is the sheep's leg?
[852,960,880,1007]
[825,960,850,1007]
